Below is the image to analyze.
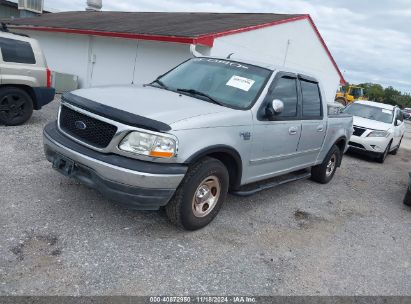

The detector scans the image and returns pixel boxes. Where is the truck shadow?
[345,150,378,163]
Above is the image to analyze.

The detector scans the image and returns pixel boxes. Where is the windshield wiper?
[176,88,224,106]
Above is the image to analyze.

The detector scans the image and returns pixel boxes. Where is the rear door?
[297,76,326,163]
[248,72,302,182]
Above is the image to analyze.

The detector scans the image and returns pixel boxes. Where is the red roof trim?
[11,14,345,84]
[201,15,308,40]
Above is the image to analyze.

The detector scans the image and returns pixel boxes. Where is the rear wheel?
[376,141,391,163]
[165,157,229,230]
[0,87,33,126]
[311,145,341,184]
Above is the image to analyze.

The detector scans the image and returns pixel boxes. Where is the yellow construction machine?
[335,85,366,105]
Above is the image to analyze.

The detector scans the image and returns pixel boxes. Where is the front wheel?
[390,137,402,155]
[0,87,33,126]
[311,145,341,184]
[165,157,229,230]
[376,141,391,163]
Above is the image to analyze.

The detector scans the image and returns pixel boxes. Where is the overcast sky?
[20,0,411,93]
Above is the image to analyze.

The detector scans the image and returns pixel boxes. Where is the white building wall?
[16,30,91,87]
[210,19,341,103]
[133,40,192,85]
[13,29,193,89]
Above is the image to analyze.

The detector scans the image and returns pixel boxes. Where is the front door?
[248,73,302,183]
[393,109,405,147]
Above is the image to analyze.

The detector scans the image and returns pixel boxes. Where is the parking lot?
[1,97,410,296]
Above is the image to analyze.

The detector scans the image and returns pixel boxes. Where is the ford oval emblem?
[74,120,87,130]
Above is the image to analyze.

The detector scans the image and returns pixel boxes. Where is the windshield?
[154,58,272,109]
[350,87,363,98]
[343,103,393,124]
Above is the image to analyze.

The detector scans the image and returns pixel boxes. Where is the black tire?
[376,141,391,163]
[390,137,402,155]
[0,87,33,126]
[404,189,411,207]
[165,157,229,230]
[311,145,341,184]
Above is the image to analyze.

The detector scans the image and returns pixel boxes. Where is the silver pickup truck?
[43,57,353,230]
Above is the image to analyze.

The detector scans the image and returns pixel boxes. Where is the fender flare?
[185,145,243,188]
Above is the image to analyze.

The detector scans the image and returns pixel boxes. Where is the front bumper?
[348,135,390,156]
[33,87,56,110]
[43,122,187,210]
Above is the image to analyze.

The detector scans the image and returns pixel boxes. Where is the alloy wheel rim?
[326,154,336,177]
[0,94,26,122]
[192,175,221,218]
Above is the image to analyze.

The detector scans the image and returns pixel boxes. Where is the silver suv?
[0,31,55,125]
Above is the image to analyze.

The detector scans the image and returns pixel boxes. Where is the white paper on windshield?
[382,109,392,114]
[226,75,255,92]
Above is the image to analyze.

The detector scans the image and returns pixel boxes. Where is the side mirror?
[266,99,284,118]
[395,119,402,126]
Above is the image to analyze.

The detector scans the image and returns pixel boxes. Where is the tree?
[384,86,402,106]
[359,83,385,102]
[338,82,411,108]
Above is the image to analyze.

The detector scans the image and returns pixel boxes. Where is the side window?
[398,110,404,122]
[301,80,322,118]
[0,37,36,64]
[268,76,298,117]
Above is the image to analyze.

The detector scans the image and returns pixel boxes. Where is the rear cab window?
[0,37,36,64]
[300,79,322,119]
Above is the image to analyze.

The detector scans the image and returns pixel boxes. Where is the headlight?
[119,131,177,158]
[367,130,389,138]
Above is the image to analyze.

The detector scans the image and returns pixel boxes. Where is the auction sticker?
[226,75,255,91]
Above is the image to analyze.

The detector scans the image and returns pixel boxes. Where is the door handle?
[316,125,324,132]
[289,127,298,135]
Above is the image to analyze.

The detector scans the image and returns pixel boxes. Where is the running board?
[231,170,311,197]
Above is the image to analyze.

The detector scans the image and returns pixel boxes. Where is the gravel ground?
[0,97,410,296]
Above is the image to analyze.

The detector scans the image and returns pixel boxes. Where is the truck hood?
[71,85,232,126]
[352,116,392,131]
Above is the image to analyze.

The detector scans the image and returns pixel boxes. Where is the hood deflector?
[62,92,171,132]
